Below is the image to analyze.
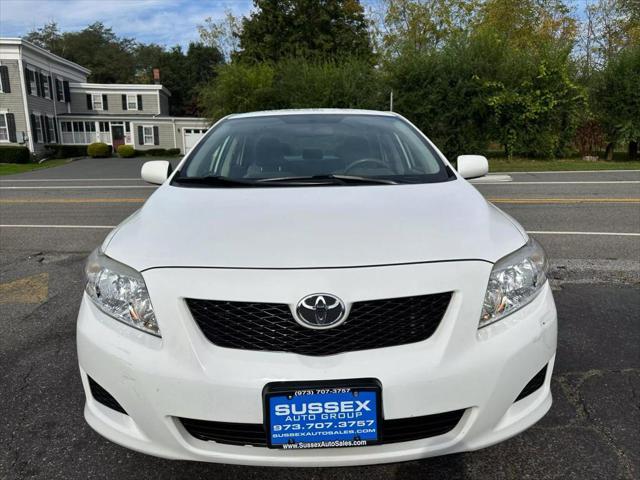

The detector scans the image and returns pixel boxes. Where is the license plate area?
[264,378,382,449]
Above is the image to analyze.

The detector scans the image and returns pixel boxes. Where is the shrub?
[44,144,88,159]
[143,148,170,156]
[0,146,31,164]
[117,144,136,158]
[87,142,112,158]
[167,148,181,156]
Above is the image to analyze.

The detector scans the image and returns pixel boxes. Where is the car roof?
[227,109,400,119]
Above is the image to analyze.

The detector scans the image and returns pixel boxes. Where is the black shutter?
[102,94,108,110]
[30,114,38,142]
[48,76,53,99]
[55,79,61,101]
[6,113,17,142]
[153,126,159,145]
[36,73,43,97]
[0,66,10,93]
[24,68,31,95]
[63,80,70,102]
[41,116,49,143]
[86,94,92,110]
[53,117,59,143]
[137,125,143,145]
[122,94,127,110]
[137,94,143,110]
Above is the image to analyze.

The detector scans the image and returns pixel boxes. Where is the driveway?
[1,158,638,479]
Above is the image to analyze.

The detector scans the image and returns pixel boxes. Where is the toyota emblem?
[295,294,346,329]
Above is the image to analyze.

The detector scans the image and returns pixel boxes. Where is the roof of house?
[70,82,171,96]
[0,37,91,75]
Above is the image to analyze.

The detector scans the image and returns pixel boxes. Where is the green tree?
[198,57,383,120]
[135,43,224,116]
[197,9,242,61]
[236,0,373,62]
[385,37,495,159]
[380,0,480,56]
[25,22,137,83]
[26,21,223,116]
[483,56,585,158]
[199,62,278,119]
[593,44,640,159]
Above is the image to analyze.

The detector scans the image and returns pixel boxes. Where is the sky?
[0,0,253,47]
[0,0,590,49]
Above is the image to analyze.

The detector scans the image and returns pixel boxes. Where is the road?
[1,158,638,480]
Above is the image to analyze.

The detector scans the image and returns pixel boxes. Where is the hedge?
[117,144,136,158]
[87,142,112,158]
[44,144,88,159]
[136,148,182,157]
[0,146,31,164]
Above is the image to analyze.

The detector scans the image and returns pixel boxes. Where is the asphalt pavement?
[1,158,638,479]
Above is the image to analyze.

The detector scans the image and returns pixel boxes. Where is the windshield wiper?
[172,175,261,187]
[256,174,398,185]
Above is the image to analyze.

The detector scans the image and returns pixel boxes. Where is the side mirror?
[456,155,488,179]
[141,161,172,185]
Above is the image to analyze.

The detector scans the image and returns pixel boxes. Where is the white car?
[77,109,557,467]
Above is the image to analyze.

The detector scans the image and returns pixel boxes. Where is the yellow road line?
[488,197,640,204]
[0,198,146,204]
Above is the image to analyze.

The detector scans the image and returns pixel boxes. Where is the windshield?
[175,114,453,186]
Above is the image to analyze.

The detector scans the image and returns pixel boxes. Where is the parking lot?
[1,158,639,479]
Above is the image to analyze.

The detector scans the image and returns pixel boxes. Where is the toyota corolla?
[77,109,557,466]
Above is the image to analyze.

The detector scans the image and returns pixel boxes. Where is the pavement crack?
[555,370,637,479]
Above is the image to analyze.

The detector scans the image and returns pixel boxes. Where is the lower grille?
[515,365,548,402]
[88,377,127,414]
[179,409,465,447]
[186,292,452,356]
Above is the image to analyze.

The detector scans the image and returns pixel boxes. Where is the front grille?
[186,292,452,356]
[515,365,548,402]
[88,377,127,414]
[179,409,465,447]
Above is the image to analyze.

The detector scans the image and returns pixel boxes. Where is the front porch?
[59,120,132,148]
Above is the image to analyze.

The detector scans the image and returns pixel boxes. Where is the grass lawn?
[0,159,72,176]
[488,157,640,172]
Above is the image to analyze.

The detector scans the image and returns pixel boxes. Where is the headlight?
[85,249,160,337]
[479,238,548,328]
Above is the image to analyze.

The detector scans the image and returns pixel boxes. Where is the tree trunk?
[605,142,614,161]
[629,141,638,160]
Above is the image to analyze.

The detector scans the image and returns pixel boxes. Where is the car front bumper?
[77,261,557,467]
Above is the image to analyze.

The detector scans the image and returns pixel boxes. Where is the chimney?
[153,68,160,85]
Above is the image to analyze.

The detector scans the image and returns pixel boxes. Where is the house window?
[127,95,138,110]
[92,94,103,110]
[56,78,64,102]
[28,70,37,95]
[0,114,8,142]
[61,121,72,143]
[143,126,154,145]
[99,121,110,132]
[42,75,50,99]
[47,116,56,143]
[34,114,43,143]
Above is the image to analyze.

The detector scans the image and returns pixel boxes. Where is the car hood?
[104,180,526,271]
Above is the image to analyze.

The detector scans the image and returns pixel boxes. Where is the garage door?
[184,128,207,153]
